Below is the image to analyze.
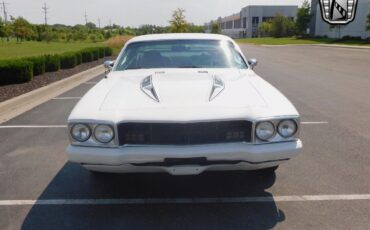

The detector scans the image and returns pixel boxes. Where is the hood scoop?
[209,76,225,101]
[141,75,160,102]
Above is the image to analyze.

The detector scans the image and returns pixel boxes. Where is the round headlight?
[94,125,114,143]
[71,124,91,142]
[278,120,297,138]
[256,121,275,141]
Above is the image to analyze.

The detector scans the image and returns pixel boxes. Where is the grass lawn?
[237,37,370,46]
[0,41,105,60]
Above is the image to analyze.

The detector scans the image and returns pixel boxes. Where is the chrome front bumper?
[67,140,302,175]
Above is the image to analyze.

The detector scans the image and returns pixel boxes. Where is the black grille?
[117,121,252,146]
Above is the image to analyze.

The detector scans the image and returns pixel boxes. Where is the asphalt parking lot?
[0,45,369,229]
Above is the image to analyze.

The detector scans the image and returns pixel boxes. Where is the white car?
[67,33,302,176]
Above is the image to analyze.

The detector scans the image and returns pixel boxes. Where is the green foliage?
[0,59,33,85]
[295,0,312,36]
[23,56,45,76]
[91,48,100,60]
[98,47,105,58]
[259,22,273,37]
[0,45,111,86]
[75,52,82,65]
[169,8,189,33]
[367,12,370,31]
[86,22,97,30]
[104,47,113,56]
[260,14,295,38]
[0,17,5,39]
[80,49,93,63]
[12,17,34,41]
[60,53,77,69]
[44,54,61,72]
[211,22,221,34]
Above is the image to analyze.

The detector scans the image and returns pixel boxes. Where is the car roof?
[127,33,234,44]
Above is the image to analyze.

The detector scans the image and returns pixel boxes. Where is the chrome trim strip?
[81,158,290,167]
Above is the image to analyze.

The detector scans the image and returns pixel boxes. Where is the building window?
[234,19,241,29]
[262,17,273,22]
[243,17,247,28]
[226,21,233,29]
[252,17,259,25]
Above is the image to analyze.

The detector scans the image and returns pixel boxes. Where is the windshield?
[115,39,248,71]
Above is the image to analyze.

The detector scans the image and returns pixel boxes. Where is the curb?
[0,65,104,124]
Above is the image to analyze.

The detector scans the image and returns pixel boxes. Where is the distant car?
[66,33,302,175]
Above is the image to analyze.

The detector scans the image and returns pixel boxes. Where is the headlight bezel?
[255,121,276,141]
[93,124,115,144]
[68,123,117,147]
[277,119,298,138]
[254,117,300,143]
[70,124,91,142]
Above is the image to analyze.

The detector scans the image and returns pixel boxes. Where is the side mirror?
[104,60,114,74]
[248,58,258,69]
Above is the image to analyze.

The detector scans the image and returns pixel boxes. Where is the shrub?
[104,47,113,56]
[0,60,33,85]
[60,53,77,69]
[80,49,93,63]
[23,56,45,76]
[98,47,105,58]
[45,54,61,72]
[91,48,100,60]
[75,52,82,65]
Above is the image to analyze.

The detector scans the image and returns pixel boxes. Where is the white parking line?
[52,97,81,100]
[0,125,67,129]
[0,194,369,206]
[301,121,329,125]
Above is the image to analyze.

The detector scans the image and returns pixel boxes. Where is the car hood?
[101,69,266,110]
[69,69,299,123]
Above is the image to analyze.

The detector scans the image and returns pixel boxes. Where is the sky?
[4,0,306,27]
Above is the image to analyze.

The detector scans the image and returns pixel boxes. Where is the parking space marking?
[0,194,369,206]
[0,125,67,129]
[301,121,329,125]
[52,97,81,100]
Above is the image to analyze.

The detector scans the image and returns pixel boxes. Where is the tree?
[169,8,189,33]
[366,12,370,31]
[295,0,312,37]
[211,22,221,34]
[0,17,5,41]
[13,17,34,42]
[259,21,272,37]
[86,22,97,30]
[270,14,295,37]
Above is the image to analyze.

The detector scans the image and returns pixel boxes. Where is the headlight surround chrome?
[255,121,276,141]
[278,119,298,138]
[94,125,115,143]
[70,124,91,142]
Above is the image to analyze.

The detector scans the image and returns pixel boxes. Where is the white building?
[205,5,298,38]
[310,0,370,38]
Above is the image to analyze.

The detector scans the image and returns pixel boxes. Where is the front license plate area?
[164,157,208,166]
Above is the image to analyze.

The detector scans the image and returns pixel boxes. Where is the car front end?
[67,117,302,175]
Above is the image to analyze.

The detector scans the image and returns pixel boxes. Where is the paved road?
[0,45,369,229]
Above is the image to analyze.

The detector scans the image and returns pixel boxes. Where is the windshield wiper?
[126,66,144,70]
[177,65,202,68]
